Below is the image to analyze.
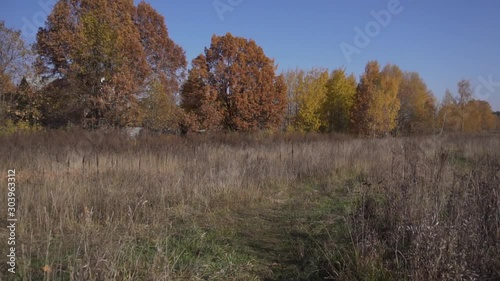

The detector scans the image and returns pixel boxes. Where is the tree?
[465,100,496,132]
[7,78,42,126]
[396,72,437,135]
[283,67,356,133]
[35,0,185,129]
[282,68,305,130]
[140,79,181,133]
[0,21,32,123]
[36,0,149,128]
[295,68,329,132]
[496,112,500,130]
[351,61,400,136]
[38,78,82,128]
[180,54,224,132]
[181,33,287,132]
[438,89,459,133]
[322,68,357,133]
[135,1,187,96]
[0,21,31,93]
[457,79,473,133]
[437,82,496,133]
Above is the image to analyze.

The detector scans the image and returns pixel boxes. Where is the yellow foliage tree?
[397,72,437,135]
[141,79,181,133]
[438,90,460,133]
[282,68,305,130]
[438,81,497,133]
[294,68,329,132]
[351,61,400,137]
[322,68,357,133]
[463,100,496,132]
[457,80,473,133]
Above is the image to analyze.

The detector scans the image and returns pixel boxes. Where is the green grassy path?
[213,185,351,280]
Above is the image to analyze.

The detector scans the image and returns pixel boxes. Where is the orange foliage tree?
[181,33,287,132]
[135,1,187,96]
[35,0,185,129]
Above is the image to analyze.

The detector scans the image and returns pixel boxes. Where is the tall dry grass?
[322,134,500,280]
[0,130,353,280]
[0,130,498,280]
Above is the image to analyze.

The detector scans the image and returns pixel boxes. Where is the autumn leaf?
[42,264,52,273]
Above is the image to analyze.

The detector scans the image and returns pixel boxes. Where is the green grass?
[1,169,395,280]
[175,180,358,280]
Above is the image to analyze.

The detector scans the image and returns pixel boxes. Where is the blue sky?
[1,0,499,110]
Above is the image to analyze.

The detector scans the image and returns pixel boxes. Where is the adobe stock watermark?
[21,0,56,40]
[475,74,500,100]
[6,169,17,274]
[340,0,410,63]
[213,0,244,21]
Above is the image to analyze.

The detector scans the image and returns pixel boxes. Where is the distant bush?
[0,119,41,135]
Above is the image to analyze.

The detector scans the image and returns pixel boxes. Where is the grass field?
[0,130,499,280]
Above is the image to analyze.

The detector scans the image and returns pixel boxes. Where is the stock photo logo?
[213,0,243,21]
[21,0,56,40]
[475,74,500,100]
[340,0,409,63]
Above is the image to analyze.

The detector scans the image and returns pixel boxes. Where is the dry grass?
[0,130,498,280]
[340,134,500,280]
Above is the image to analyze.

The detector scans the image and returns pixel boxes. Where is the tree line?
[284,63,498,135]
[1,0,499,135]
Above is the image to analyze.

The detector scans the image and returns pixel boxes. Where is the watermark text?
[6,169,17,274]
[213,0,243,21]
[475,74,500,100]
[340,0,408,63]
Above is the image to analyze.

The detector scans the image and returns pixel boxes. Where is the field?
[0,131,499,280]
